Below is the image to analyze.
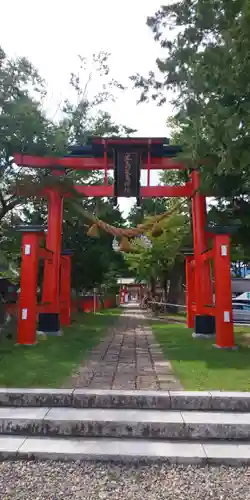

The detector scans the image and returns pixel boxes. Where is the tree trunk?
[150,276,156,299]
[161,271,169,303]
[167,260,185,313]
[0,298,6,326]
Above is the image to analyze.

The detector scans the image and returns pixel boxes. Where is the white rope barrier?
[147,301,186,309]
[145,301,250,325]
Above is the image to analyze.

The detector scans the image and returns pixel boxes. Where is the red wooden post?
[103,139,108,186]
[213,234,235,349]
[192,173,203,315]
[124,286,128,303]
[147,139,151,187]
[39,189,63,334]
[119,286,124,305]
[191,169,214,336]
[60,254,71,327]
[42,189,63,310]
[191,170,213,310]
[186,256,195,328]
[197,195,213,305]
[17,231,42,345]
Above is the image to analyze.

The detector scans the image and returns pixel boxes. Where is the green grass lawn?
[159,313,186,323]
[0,309,119,388]
[150,310,186,323]
[152,321,250,391]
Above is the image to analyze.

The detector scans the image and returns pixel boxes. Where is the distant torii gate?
[14,137,235,348]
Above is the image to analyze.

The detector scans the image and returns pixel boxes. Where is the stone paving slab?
[170,391,212,410]
[2,388,250,411]
[203,442,250,464]
[72,390,173,409]
[0,388,73,408]
[0,436,26,456]
[16,436,206,463]
[64,304,183,391]
[0,407,48,419]
[2,407,250,440]
[2,435,250,464]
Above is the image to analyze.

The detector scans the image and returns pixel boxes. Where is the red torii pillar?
[120,286,128,304]
[17,226,44,345]
[213,233,235,349]
[60,251,72,327]
[120,287,124,304]
[185,255,195,329]
[191,169,214,336]
[186,232,235,348]
[38,189,63,335]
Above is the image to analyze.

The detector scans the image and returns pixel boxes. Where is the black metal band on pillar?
[114,150,140,198]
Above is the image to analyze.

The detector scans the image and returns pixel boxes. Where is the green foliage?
[62,197,130,291]
[125,202,191,288]
[132,0,250,187]
[132,0,250,265]
[0,47,132,289]
[60,51,135,146]
[128,198,168,226]
[0,49,61,223]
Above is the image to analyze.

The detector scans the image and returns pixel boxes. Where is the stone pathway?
[65,304,182,390]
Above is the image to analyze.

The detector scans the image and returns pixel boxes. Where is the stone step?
[1,407,250,440]
[1,388,250,412]
[1,435,250,465]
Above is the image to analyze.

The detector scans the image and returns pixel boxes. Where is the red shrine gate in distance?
[14,137,235,349]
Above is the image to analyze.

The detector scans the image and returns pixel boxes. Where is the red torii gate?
[16,226,72,343]
[14,137,235,349]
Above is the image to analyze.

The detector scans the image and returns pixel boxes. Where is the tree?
[131,0,250,187]
[125,200,191,303]
[0,49,135,221]
[0,47,65,222]
[0,48,134,296]
[61,52,135,146]
[0,47,66,308]
[128,198,169,226]
[62,197,130,292]
[49,52,134,291]
[131,0,250,268]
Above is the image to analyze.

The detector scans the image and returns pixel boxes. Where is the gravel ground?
[0,461,250,500]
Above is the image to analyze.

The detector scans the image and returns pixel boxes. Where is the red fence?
[4,294,117,318]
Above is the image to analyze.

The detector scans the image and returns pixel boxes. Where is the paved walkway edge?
[1,388,250,411]
[64,305,183,390]
[1,436,250,465]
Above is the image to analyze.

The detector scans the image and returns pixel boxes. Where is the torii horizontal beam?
[14,154,186,171]
[74,184,193,198]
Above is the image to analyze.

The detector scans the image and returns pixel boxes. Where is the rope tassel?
[87,224,100,238]
[151,222,163,237]
[119,236,132,252]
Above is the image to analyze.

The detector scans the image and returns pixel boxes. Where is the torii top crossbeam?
[14,136,193,198]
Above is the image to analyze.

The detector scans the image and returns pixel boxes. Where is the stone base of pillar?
[37,313,62,336]
[192,315,216,339]
[212,343,238,351]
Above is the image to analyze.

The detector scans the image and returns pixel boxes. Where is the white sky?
[1,0,174,215]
